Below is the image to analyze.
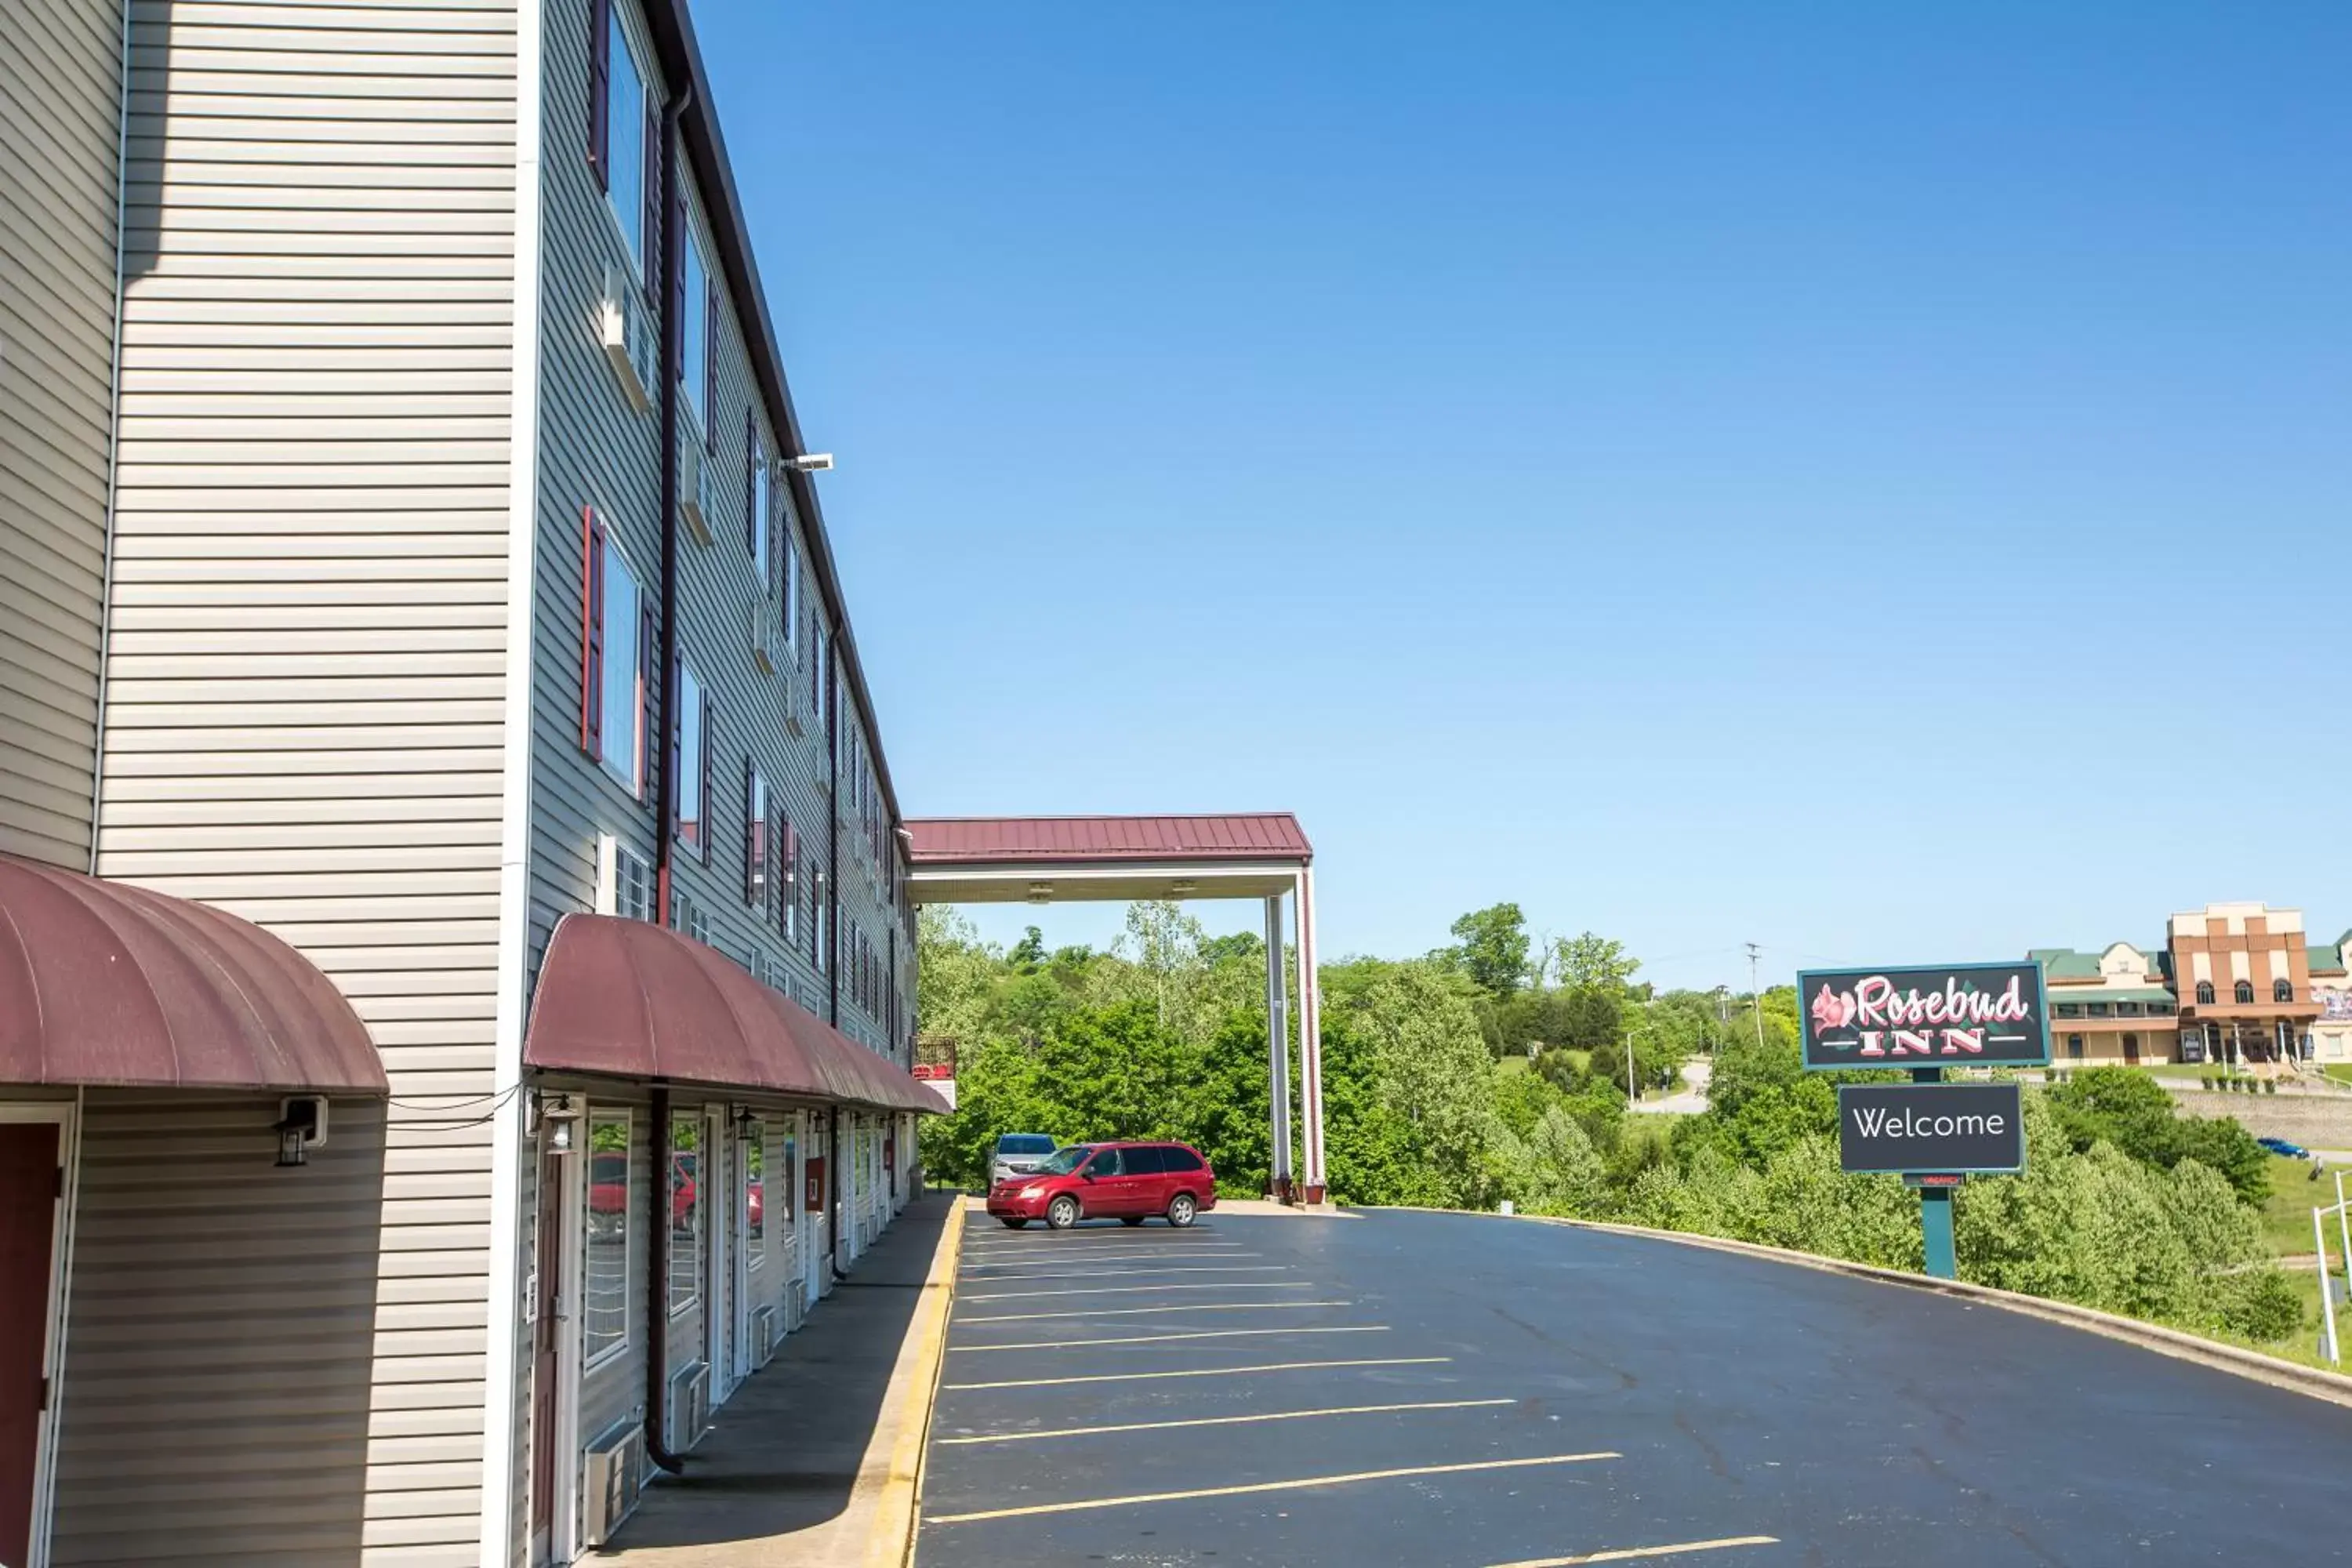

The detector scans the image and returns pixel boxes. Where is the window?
[746,417,771,589]
[1124,1145,1167,1176]
[1081,1147,1122,1178]
[671,888,709,946]
[674,659,708,855]
[2067,1033,2084,1058]
[1163,1146,1204,1173]
[2274,979,2294,1004]
[811,627,829,735]
[601,833,654,920]
[585,1112,630,1367]
[812,870,827,970]
[682,235,711,437]
[582,510,650,795]
[780,818,800,944]
[668,1116,699,1316]
[745,766,768,910]
[780,532,799,652]
[2196,981,2216,1005]
[2087,1002,2110,1018]
[590,0,656,284]
[2151,999,2175,1015]
[2056,1004,2082,1018]
[746,1124,765,1256]
[2234,980,2255,1004]
[2118,1002,2143,1018]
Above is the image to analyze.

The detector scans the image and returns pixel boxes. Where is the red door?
[0,1122,61,1567]
[528,1147,565,1552]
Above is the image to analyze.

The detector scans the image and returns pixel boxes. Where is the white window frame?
[682,230,712,438]
[603,2,651,284]
[582,1107,633,1374]
[745,1120,767,1269]
[676,658,707,856]
[779,530,800,655]
[597,533,645,797]
[668,1112,701,1319]
[751,454,772,593]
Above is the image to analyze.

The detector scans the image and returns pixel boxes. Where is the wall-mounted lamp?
[784,452,834,474]
[731,1104,757,1138]
[535,1090,582,1154]
[276,1096,327,1168]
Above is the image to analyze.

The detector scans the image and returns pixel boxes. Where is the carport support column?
[1264,894,1293,1203]
[1297,866,1326,1206]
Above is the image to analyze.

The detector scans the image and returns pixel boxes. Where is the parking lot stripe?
[961,1299,1348,1323]
[936,1397,1518,1444]
[1486,1537,1780,1566]
[961,1280,1319,1303]
[955,1264,1291,1282]
[925,1451,1621,1525]
[945,1355,1450,1391]
[953,1324,1390,1352]
[963,1250,1259,1266]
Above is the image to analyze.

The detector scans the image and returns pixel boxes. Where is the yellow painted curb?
[865,1194,967,1568]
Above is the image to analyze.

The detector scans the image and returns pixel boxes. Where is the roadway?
[916,1204,2352,1567]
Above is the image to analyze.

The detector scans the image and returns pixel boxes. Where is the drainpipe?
[826,636,849,1276]
[829,1102,847,1277]
[643,73,691,1481]
[643,1083,684,1475]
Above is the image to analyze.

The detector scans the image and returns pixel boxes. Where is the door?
[0,1120,63,1568]
[2122,1033,2142,1065]
[528,1145,566,1562]
[1127,1145,1176,1214]
[1080,1146,1138,1216]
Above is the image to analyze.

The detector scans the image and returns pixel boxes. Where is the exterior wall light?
[275,1095,327,1167]
[785,453,833,474]
[535,1090,582,1154]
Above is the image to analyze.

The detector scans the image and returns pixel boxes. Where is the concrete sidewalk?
[599,1192,960,1566]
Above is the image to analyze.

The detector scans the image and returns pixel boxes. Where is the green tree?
[1552,932,1641,993]
[2045,1067,2270,1204]
[1448,902,1532,1000]
[1008,925,1046,972]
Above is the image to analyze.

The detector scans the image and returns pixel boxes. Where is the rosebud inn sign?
[1798,960,2050,1070]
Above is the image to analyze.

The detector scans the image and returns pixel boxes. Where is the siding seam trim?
[85,0,134,875]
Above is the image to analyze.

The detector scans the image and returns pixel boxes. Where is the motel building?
[2031,902,2352,1069]
[0,0,943,1563]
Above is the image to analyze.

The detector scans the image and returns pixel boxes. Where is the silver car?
[989,1133,1059,1188]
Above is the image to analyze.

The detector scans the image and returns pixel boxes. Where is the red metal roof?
[904,814,1312,866]
[0,853,385,1093]
[524,913,946,1113]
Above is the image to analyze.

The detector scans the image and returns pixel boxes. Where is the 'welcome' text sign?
[1838,1082,2026,1174]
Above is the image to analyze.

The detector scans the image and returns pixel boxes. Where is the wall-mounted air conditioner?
[750,604,777,675]
[749,1304,778,1369]
[582,1419,645,1546]
[680,445,714,546]
[666,1361,710,1455]
[601,267,656,413]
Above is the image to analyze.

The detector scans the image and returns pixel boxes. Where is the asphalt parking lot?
[915,1205,2352,1568]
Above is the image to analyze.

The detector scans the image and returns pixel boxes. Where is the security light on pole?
[786,453,833,474]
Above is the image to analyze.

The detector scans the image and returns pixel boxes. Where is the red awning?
[0,853,385,1093]
[905,813,1312,866]
[523,913,946,1114]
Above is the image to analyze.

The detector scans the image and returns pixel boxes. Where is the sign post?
[1806,961,2047,1279]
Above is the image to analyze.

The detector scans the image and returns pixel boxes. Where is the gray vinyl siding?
[0,0,122,869]
[93,1,519,1562]
[49,1093,390,1567]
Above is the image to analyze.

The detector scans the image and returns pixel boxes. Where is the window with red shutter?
[581,506,604,755]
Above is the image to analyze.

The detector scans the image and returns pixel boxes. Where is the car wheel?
[1046,1195,1081,1230]
[999,1218,1028,1229]
[1120,1215,1145,1227]
[1167,1192,1198,1228]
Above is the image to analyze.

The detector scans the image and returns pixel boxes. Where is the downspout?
[826,634,848,1276]
[644,74,692,1481]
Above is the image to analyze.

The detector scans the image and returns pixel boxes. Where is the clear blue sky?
[700,2,2351,991]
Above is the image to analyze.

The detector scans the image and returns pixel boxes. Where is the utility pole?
[1746,942,1766,1050]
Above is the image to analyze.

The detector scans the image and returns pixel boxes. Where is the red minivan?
[986,1140,1217,1230]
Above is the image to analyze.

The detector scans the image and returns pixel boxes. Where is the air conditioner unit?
[601,266,656,413]
[582,1419,645,1546]
[749,1304,778,1369]
[680,445,715,546]
[666,1361,710,1455]
[750,604,777,675]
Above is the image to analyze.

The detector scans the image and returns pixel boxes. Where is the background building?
[0,0,936,1563]
[2034,902,2348,1068]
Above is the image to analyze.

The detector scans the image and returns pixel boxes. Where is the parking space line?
[962,1250,1259,1266]
[953,1324,1391,1352]
[937,1397,1517,1444]
[962,1280,1319,1303]
[1486,1537,1780,1567]
[961,1299,1348,1323]
[925,1451,1621,1525]
[956,1265,1292,1282]
[945,1355,1450,1391]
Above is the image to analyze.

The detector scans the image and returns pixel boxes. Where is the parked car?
[588,1150,705,1236]
[989,1132,1060,1189]
[2257,1136,2312,1160]
[986,1140,1217,1230]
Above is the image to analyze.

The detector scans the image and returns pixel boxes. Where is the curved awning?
[523,913,946,1114]
[0,853,385,1093]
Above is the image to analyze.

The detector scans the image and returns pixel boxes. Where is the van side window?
[1124,1145,1167,1175]
[1163,1147,1203,1172]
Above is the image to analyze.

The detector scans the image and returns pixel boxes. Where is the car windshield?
[1033,1145,1094,1175]
[996,1135,1057,1156]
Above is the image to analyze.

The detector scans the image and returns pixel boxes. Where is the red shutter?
[699,688,713,860]
[580,506,604,755]
[744,411,760,557]
[636,597,656,797]
[588,0,610,186]
[642,104,662,289]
